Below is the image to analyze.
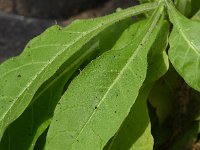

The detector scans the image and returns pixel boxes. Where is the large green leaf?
[104,18,168,149]
[45,5,165,150]
[0,2,158,140]
[166,0,200,92]
[0,19,132,150]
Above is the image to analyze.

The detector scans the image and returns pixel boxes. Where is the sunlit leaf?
[103,14,168,149]
[46,6,164,150]
[0,2,158,140]
[0,19,133,150]
[166,0,200,92]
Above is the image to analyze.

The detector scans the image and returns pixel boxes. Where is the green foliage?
[174,0,200,17]
[167,0,200,92]
[0,0,200,149]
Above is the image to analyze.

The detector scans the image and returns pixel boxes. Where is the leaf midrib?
[68,7,163,150]
[0,2,158,138]
[30,2,158,105]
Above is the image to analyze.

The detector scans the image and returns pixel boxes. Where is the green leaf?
[45,5,165,150]
[166,0,200,92]
[0,65,76,150]
[0,2,158,140]
[0,19,133,150]
[103,18,168,149]
[147,21,169,82]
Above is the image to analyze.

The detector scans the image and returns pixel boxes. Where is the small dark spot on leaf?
[17,74,21,78]
[114,111,117,113]
[95,106,97,109]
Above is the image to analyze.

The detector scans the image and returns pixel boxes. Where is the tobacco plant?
[0,0,200,149]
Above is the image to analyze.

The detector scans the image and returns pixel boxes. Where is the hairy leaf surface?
[166,0,200,92]
[45,6,164,150]
[0,19,132,150]
[104,17,168,149]
[0,2,158,140]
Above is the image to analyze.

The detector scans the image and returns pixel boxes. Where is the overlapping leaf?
[45,5,165,150]
[0,2,158,140]
[0,19,132,150]
[166,0,200,92]
[104,17,169,149]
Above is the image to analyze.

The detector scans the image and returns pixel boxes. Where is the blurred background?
[0,0,138,63]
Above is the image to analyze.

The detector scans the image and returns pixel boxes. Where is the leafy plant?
[0,0,200,149]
